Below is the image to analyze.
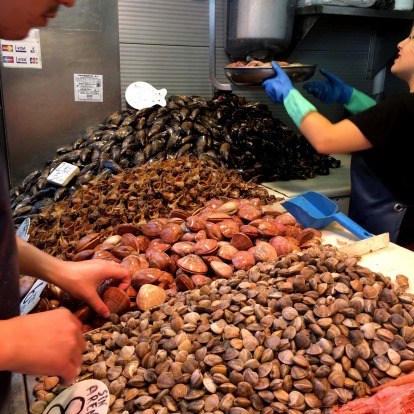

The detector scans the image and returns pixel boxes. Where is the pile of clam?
[30,245,414,414]
[32,197,323,330]
[27,155,279,260]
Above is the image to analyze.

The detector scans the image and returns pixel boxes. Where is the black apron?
[348,152,407,243]
[0,166,20,412]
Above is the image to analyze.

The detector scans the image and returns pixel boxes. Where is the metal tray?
[225,64,317,85]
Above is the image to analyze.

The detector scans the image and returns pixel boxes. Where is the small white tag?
[46,162,80,187]
[16,218,30,241]
[20,279,47,315]
[74,73,103,102]
[125,81,167,110]
[43,379,109,414]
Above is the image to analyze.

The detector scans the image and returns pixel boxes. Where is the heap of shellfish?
[30,244,414,414]
[10,93,340,224]
[26,155,279,259]
[28,197,323,331]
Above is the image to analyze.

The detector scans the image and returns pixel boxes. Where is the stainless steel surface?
[225,64,316,85]
[225,0,297,58]
[1,0,121,187]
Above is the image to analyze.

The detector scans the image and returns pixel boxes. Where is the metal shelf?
[295,5,414,19]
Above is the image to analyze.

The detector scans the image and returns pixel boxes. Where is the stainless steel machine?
[225,0,297,61]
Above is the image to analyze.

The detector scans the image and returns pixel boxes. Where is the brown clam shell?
[171,241,195,256]
[136,284,167,311]
[177,254,208,274]
[75,233,101,252]
[194,239,219,255]
[132,268,163,289]
[210,261,234,279]
[218,219,240,239]
[160,223,184,244]
[237,204,262,222]
[176,274,195,291]
[230,233,253,251]
[232,251,255,271]
[101,287,131,316]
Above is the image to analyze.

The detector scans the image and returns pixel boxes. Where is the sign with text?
[44,380,109,414]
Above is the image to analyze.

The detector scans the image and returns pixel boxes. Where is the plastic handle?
[333,212,373,240]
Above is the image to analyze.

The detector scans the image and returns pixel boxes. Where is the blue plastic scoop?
[281,191,372,240]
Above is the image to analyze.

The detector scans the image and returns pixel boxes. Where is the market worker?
[263,27,414,248]
[0,0,131,410]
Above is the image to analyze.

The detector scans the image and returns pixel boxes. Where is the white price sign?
[20,279,47,315]
[16,218,30,241]
[44,380,109,414]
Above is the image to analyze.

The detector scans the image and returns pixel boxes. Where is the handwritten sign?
[44,380,109,414]
[16,218,30,241]
[125,81,167,110]
[20,279,47,315]
[46,162,80,187]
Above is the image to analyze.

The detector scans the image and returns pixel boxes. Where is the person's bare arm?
[299,112,373,154]
[16,237,131,317]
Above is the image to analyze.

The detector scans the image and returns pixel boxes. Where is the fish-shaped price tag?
[125,81,167,110]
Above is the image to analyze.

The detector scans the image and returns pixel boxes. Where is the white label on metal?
[125,81,167,110]
[16,218,30,241]
[46,162,80,187]
[20,279,47,315]
[0,28,42,69]
[74,73,103,102]
[44,379,109,414]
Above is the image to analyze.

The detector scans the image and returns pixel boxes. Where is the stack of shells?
[42,197,322,332]
[29,245,414,414]
[27,154,278,260]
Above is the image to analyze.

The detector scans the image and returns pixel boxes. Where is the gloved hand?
[262,61,294,104]
[262,61,317,128]
[303,68,353,104]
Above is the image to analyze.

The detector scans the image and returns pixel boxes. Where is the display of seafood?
[26,196,322,328]
[30,244,414,414]
[26,155,280,259]
[10,93,340,225]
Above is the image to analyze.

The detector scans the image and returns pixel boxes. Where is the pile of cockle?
[30,244,414,414]
[27,155,279,259]
[10,93,340,225]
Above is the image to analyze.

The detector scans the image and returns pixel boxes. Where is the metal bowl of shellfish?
[225,62,317,86]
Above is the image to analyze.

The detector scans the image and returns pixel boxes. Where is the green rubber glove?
[344,89,376,115]
[284,89,318,128]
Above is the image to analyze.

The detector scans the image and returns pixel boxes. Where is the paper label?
[43,380,109,414]
[125,81,167,110]
[20,279,47,315]
[74,74,103,102]
[16,218,30,241]
[47,162,80,186]
[1,28,42,69]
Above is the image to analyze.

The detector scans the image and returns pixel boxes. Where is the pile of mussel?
[10,93,340,225]
[27,155,279,259]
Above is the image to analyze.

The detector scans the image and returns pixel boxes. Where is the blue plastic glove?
[262,61,317,128]
[262,61,294,104]
[303,68,353,104]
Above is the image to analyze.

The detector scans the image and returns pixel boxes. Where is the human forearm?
[16,237,64,284]
[299,112,373,154]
